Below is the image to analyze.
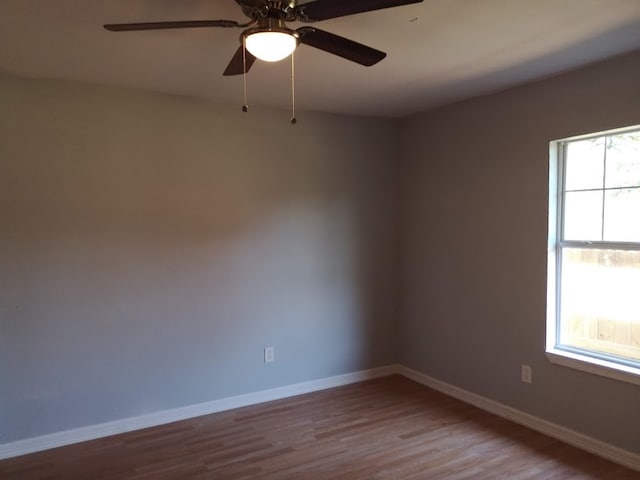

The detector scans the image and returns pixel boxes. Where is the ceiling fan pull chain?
[242,36,249,113]
[290,50,297,124]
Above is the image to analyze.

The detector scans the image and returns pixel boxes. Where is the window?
[547,126,640,384]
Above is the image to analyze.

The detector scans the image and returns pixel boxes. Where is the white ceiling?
[1,0,639,117]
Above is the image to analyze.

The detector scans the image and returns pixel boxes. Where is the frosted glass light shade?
[245,31,297,62]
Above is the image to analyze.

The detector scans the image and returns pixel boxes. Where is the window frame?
[546,125,640,386]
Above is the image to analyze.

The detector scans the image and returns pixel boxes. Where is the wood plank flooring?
[1,375,638,479]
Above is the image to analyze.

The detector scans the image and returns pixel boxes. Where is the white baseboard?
[3,364,638,473]
[397,365,640,472]
[0,365,396,460]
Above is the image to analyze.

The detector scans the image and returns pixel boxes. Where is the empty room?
[1,0,639,478]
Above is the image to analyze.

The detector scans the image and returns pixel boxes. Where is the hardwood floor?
[1,375,638,479]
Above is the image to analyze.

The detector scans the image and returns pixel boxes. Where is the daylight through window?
[548,126,640,383]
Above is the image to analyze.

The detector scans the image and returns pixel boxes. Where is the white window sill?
[546,348,640,386]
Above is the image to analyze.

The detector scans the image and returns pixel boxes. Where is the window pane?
[563,191,602,241]
[604,188,640,242]
[605,132,640,188]
[560,248,640,362]
[565,138,604,191]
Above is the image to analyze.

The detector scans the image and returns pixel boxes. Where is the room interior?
[1,0,639,476]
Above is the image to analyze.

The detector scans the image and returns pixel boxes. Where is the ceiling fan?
[103,0,424,75]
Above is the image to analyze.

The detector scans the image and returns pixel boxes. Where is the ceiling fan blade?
[223,46,257,76]
[297,27,386,66]
[104,20,242,32]
[295,0,423,22]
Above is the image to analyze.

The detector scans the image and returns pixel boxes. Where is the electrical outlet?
[264,346,274,363]
[521,364,532,384]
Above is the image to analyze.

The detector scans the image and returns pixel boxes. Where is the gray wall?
[400,50,640,454]
[0,74,400,443]
[2,50,639,454]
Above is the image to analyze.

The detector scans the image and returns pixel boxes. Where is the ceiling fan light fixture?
[244,28,297,62]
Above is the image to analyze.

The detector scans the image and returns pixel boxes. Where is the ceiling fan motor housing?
[237,0,298,22]
[241,17,299,45]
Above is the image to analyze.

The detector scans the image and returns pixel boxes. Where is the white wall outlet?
[521,364,532,384]
[264,346,274,363]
